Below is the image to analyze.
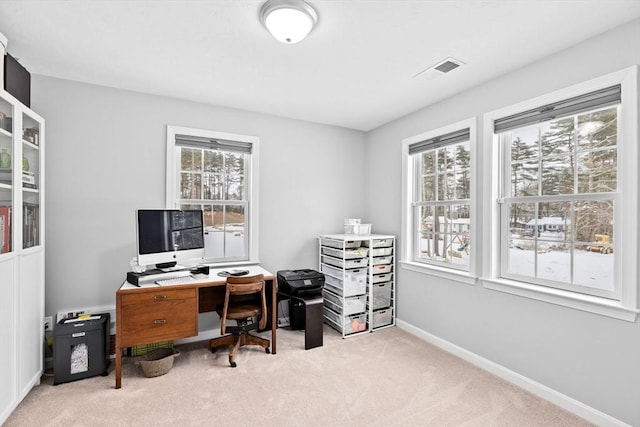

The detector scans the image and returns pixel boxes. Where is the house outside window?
[166,125,259,265]
[482,67,638,320]
[402,118,476,278]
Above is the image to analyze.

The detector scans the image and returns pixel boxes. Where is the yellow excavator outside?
[586,234,613,254]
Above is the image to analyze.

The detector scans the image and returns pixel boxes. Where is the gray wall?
[364,19,640,425]
[32,77,365,318]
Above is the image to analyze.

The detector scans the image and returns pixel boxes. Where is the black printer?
[277,269,324,297]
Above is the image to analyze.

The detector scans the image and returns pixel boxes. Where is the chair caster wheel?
[265,348,271,354]
[230,361,237,368]
[210,348,216,353]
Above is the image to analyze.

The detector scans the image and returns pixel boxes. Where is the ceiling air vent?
[414,57,465,81]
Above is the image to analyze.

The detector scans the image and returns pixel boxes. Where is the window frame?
[481,67,638,321]
[498,106,621,300]
[166,125,260,266]
[401,118,477,284]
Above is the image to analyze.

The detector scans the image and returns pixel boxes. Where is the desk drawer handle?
[154,319,167,325]
[154,295,167,300]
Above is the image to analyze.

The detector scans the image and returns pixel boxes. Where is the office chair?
[209,274,271,367]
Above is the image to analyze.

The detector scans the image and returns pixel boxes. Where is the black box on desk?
[53,313,110,385]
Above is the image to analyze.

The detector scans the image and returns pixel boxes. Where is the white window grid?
[496,106,620,300]
[412,143,471,271]
[166,125,259,266]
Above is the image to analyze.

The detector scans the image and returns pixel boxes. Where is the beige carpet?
[5,326,592,427]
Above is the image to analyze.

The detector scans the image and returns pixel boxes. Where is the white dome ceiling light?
[259,0,318,44]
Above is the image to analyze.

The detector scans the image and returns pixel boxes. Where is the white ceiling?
[0,0,639,131]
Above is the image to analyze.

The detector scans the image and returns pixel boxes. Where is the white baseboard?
[396,319,630,427]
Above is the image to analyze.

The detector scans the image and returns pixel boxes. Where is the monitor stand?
[158,264,187,273]
[156,261,177,270]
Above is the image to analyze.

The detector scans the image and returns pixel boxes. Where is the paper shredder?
[53,313,110,385]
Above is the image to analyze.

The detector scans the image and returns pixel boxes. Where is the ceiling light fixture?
[259,0,318,44]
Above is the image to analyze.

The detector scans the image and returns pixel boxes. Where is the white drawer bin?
[321,267,367,296]
[372,282,392,310]
[345,313,368,334]
[321,246,368,260]
[371,255,393,265]
[363,238,394,248]
[371,264,392,274]
[323,307,367,335]
[371,247,393,257]
[320,263,343,278]
[322,255,367,270]
[323,291,367,316]
[320,238,361,249]
[371,272,392,284]
[323,297,342,315]
[372,308,393,328]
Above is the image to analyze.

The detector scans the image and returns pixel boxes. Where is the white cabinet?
[319,234,395,337]
[0,89,44,425]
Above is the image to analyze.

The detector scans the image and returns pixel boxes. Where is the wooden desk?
[115,266,277,389]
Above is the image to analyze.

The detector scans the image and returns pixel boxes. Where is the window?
[483,67,638,320]
[166,126,259,265]
[402,119,476,278]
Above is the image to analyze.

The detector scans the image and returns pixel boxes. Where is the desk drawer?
[119,289,197,346]
[120,288,196,306]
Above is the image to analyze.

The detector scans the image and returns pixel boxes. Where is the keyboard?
[156,275,197,286]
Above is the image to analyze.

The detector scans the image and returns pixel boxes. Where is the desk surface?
[115,265,277,389]
[121,265,274,289]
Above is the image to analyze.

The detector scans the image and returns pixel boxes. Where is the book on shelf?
[23,202,38,249]
[0,212,4,253]
[0,205,11,253]
[22,171,36,188]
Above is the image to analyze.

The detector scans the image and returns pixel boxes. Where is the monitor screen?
[136,209,205,268]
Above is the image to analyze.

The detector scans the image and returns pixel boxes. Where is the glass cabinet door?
[0,95,13,254]
[21,111,40,249]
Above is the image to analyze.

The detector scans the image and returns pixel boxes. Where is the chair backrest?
[221,274,267,332]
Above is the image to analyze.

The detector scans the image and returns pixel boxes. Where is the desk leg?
[115,295,122,389]
[271,279,277,354]
[115,347,122,389]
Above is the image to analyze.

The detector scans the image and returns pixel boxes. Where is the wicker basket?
[138,348,180,378]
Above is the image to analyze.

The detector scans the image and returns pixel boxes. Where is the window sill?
[400,261,477,286]
[481,277,638,322]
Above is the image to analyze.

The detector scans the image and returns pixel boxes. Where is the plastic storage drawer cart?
[319,234,396,337]
[53,313,110,385]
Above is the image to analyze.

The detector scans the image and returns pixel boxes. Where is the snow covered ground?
[508,248,614,291]
[419,237,614,291]
[204,225,245,258]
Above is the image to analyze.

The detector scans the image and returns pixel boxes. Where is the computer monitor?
[136,209,205,269]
